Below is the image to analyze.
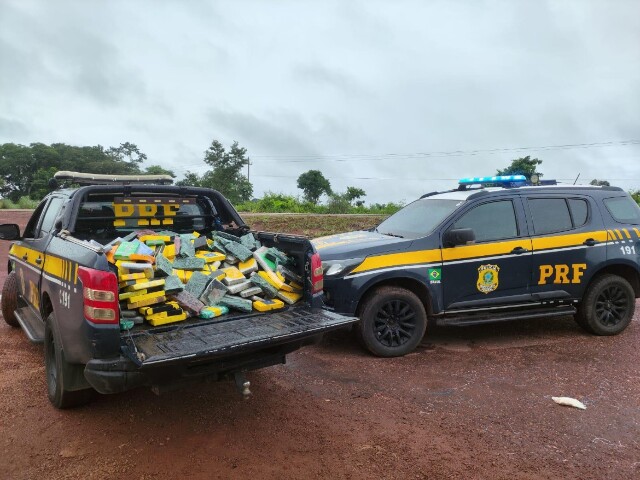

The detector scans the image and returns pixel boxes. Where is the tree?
[297,170,332,204]
[345,186,366,207]
[176,171,201,187]
[106,142,147,166]
[590,179,610,186]
[145,165,176,178]
[178,140,253,204]
[0,142,148,201]
[496,156,542,181]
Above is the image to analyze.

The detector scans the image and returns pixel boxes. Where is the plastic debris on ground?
[104,229,303,330]
[551,396,587,410]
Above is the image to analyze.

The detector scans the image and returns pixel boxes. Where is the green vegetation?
[236,192,402,215]
[497,156,543,181]
[296,170,332,204]
[0,196,39,209]
[177,140,252,204]
[0,142,174,201]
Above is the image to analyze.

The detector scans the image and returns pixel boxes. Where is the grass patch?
[243,214,387,238]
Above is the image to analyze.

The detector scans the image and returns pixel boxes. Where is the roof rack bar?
[53,170,174,186]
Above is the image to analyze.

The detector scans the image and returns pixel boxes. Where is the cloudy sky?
[1,0,639,204]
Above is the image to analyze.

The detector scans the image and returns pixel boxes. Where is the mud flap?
[122,307,356,367]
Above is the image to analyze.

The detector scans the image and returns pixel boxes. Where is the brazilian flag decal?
[428,268,441,284]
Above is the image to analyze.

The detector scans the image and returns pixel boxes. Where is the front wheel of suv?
[356,286,427,357]
[575,274,636,335]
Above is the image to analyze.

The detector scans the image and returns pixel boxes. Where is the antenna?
[573,173,581,185]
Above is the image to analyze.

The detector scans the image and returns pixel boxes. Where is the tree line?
[1,141,637,210]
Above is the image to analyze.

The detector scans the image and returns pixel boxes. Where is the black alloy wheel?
[575,274,635,336]
[357,286,427,357]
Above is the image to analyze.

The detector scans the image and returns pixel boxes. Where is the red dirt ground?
[1,210,639,479]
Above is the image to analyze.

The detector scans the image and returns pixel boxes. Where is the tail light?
[77,266,119,324]
[310,252,324,294]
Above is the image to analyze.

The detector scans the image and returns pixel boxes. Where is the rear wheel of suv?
[45,313,94,409]
[1,272,20,327]
[357,286,427,357]
[575,274,636,335]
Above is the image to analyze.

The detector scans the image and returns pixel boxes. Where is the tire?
[44,313,94,409]
[356,286,427,357]
[1,271,20,327]
[575,274,636,336]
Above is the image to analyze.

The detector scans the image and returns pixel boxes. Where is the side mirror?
[0,224,21,241]
[443,228,475,247]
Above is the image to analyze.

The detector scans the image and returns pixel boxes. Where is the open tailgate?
[123,307,357,367]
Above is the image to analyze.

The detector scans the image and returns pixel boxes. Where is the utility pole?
[247,159,252,182]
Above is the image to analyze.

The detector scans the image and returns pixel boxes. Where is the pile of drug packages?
[104,230,303,330]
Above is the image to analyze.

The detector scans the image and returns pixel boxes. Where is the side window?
[568,199,588,227]
[451,200,518,242]
[22,200,48,239]
[39,197,65,234]
[603,197,640,224]
[528,198,572,235]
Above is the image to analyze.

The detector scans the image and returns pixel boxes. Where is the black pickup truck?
[0,172,356,408]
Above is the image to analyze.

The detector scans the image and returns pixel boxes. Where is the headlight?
[321,258,364,277]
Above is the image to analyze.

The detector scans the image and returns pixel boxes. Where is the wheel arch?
[588,263,640,298]
[41,291,55,320]
[355,275,433,318]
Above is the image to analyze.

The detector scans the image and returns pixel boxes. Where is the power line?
[168,139,640,172]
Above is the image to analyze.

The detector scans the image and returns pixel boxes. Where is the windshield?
[376,198,462,240]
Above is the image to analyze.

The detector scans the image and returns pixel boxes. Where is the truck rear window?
[74,196,212,243]
[603,197,640,224]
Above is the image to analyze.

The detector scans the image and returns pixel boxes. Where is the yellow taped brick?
[147,312,187,326]
[195,251,226,263]
[257,270,285,290]
[277,290,302,305]
[162,244,176,259]
[118,272,146,282]
[125,279,165,292]
[127,294,167,309]
[253,298,285,311]
[139,235,171,243]
[119,289,147,300]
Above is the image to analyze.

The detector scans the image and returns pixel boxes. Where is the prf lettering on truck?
[112,197,194,227]
[538,264,587,285]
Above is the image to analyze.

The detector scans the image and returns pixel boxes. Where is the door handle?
[35,257,42,265]
[583,238,598,246]
[22,254,28,261]
[511,247,528,254]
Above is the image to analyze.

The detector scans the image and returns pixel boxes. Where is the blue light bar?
[458,175,527,185]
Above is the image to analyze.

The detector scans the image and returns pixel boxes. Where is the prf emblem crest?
[477,264,500,294]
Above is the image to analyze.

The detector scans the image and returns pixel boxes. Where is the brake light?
[77,266,119,324]
[310,252,324,294]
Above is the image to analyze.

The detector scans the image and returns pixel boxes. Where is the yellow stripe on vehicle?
[351,249,442,273]
[442,239,530,261]
[622,229,632,239]
[8,244,41,268]
[43,255,67,279]
[532,230,608,250]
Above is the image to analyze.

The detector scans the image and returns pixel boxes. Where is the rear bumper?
[84,340,311,394]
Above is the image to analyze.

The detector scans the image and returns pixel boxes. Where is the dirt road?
[1,210,639,479]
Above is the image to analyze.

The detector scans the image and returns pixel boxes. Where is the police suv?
[313,175,640,357]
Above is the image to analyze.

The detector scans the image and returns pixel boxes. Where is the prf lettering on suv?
[313,175,640,357]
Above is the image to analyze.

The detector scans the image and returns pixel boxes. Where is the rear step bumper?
[85,307,357,394]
